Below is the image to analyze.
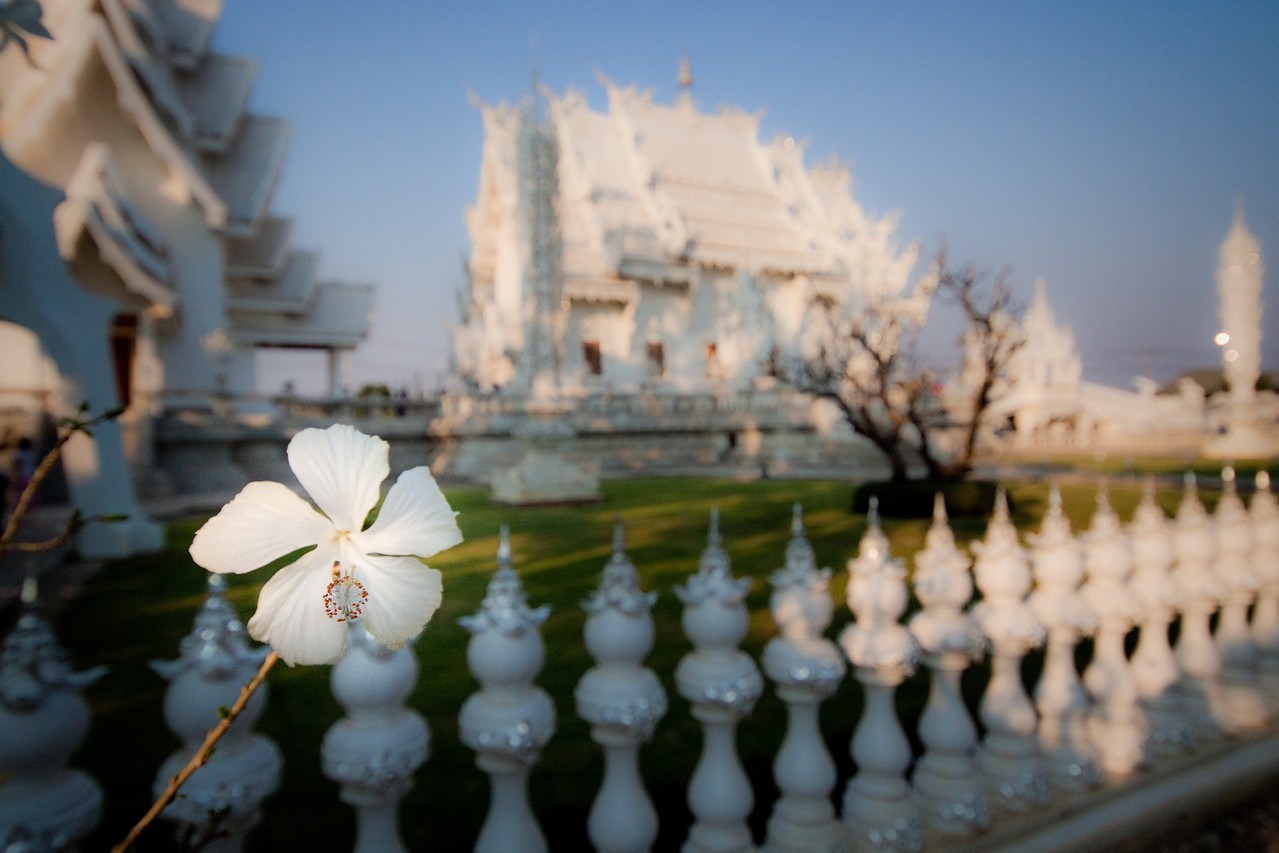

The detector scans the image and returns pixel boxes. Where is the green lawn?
[57,477,1208,851]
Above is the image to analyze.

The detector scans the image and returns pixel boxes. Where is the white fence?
[3,472,1279,852]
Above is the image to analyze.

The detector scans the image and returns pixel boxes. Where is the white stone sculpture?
[0,579,106,850]
[1250,471,1279,705]
[151,575,281,851]
[908,494,990,838]
[1211,466,1268,730]
[321,623,428,853]
[576,520,668,853]
[1171,473,1227,738]
[762,505,848,853]
[674,510,763,853]
[459,529,556,853]
[840,498,923,853]
[971,489,1051,813]
[1027,486,1101,790]
[1080,482,1147,778]
[1127,478,1194,757]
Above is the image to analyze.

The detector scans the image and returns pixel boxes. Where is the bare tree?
[771,248,1024,482]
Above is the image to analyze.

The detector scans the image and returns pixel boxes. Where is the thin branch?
[111,651,280,853]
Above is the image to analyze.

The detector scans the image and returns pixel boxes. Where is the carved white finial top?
[460,527,551,636]
[584,518,657,616]
[675,508,751,605]
[151,573,267,680]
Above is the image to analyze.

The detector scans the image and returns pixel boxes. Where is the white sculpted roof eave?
[175,52,257,153]
[0,6,227,228]
[225,249,320,316]
[198,113,292,237]
[144,0,219,71]
[52,143,177,312]
[227,281,375,349]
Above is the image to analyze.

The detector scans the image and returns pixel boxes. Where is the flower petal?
[287,424,388,532]
[189,481,332,575]
[351,554,443,649]
[358,467,462,558]
[246,542,349,666]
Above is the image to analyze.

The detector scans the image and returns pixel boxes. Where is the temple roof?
[199,114,291,236]
[228,282,375,349]
[469,77,917,297]
[226,250,320,315]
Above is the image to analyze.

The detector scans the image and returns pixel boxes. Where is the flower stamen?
[323,562,368,622]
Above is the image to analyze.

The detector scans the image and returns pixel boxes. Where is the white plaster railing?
[5,472,1279,852]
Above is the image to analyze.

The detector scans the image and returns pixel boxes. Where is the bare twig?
[111,651,280,853]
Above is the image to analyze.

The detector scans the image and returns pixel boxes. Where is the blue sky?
[211,2,1279,394]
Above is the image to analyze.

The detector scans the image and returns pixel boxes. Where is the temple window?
[705,342,718,377]
[647,342,665,377]
[583,340,603,376]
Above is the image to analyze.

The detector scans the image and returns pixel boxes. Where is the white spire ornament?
[1171,473,1226,739]
[840,498,923,853]
[460,528,557,853]
[675,509,763,853]
[762,505,847,853]
[1127,478,1193,758]
[576,520,668,853]
[1027,486,1100,790]
[151,575,281,850]
[1080,482,1147,778]
[909,493,990,838]
[1211,465,1268,731]
[971,489,1050,814]
[1250,471,1279,707]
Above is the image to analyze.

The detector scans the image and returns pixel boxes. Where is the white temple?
[453,71,932,397]
[0,1,377,551]
[0,0,374,433]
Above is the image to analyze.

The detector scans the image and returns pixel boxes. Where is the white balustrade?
[459,528,556,853]
[971,488,1051,813]
[151,575,281,851]
[575,520,668,853]
[1080,482,1147,778]
[1127,477,1194,757]
[1027,486,1101,790]
[322,622,428,853]
[0,579,106,851]
[1251,471,1279,705]
[840,497,922,853]
[674,509,763,853]
[1171,473,1227,738]
[762,504,847,853]
[1211,466,1268,730]
[908,493,990,838]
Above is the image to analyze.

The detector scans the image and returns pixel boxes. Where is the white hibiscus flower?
[189,424,462,665]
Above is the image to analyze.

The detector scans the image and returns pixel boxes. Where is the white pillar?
[972,489,1050,814]
[1250,472,1279,707]
[1172,473,1227,739]
[1211,465,1268,730]
[1128,477,1194,758]
[674,510,763,853]
[1027,486,1101,791]
[762,505,848,853]
[840,498,923,853]
[321,623,428,853]
[576,521,668,853]
[151,575,281,851]
[1080,482,1147,779]
[0,580,106,850]
[459,528,556,853]
[329,348,352,398]
[908,494,990,839]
